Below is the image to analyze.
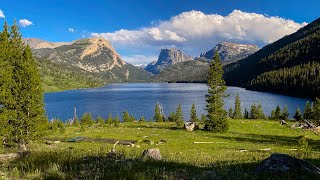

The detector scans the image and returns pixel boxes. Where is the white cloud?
[0,10,5,18]
[19,19,33,27]
[68,27,75,33]
[91,10,307,64]
[122,55,158,65]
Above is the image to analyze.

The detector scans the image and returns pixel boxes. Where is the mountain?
[145,48,193,74]
[24,38,70,49]
[152,60,210,82]
[224,17,320,98]
[200,42,259,62]
[31,38,152,83]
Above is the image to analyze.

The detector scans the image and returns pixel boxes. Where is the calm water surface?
[44,83,310,121]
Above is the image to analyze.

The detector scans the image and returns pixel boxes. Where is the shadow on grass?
[209,133,320,151]
[7,150,320,179]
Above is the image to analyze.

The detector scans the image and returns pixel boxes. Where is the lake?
[45,83,310,121]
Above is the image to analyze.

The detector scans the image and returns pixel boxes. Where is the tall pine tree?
[204,52,228,132]
[233,93,243,119]
[190,103,198,122]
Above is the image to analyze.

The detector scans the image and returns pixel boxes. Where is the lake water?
[44,83,310,121]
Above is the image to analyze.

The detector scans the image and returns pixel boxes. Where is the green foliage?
[175,104,184,127]
[140,116,146,123]
[167,112,176,122]
[0,21,47,145]
[73,117,80,127]
[190,103,198,122]
[205,52,229,132]
[96,116,105,126]
[249,104,265,119]
[233,93,243,119]
[106,113,113,125]
[123,111,131,122]
[228,107,233,118]
[311,98,320,125]
[304,101,313,120]
[200,114,206,123]
[243,108,249,119]
[294,107,303,121]
[282,105,289,120]
[153,103,164,122]
[270,105,283,120]
[114,115,120,127]
[48,119,65,133]
[81,113,94,127]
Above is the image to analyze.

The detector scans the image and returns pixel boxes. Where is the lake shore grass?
[1,120,320,179]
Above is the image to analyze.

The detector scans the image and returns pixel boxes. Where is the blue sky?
[0,0,319,65]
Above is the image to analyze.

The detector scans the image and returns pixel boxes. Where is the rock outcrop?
[145,48,193,74]
[141,148,162,160]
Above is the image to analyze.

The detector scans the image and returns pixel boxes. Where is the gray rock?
[184,122,200,131]
[141,148,162,160]
[256,153,320,174]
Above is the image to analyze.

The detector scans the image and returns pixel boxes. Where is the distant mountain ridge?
[145,48,193,74]
[24,38,70,49]
[200,42,259,62]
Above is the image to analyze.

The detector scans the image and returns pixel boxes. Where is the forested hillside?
[224,17,320,98]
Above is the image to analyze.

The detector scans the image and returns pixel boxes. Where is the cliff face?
[145,48,193,74]
[200,42,259,62]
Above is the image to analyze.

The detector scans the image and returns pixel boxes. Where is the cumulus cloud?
[0,10,5,18]
[122,55,158,65]
[92,10,307,65]
[19,19,33,27]
[68,27,75,33]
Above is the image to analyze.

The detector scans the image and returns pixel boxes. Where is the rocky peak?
[145,48,193,74]
[24,38,70,49]
[200,42,259,62]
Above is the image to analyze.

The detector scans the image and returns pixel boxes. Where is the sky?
[0,0,319,65]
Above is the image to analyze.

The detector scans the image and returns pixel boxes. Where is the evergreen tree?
[190,103,198,122]
[96,115,104,126]
[106,113,113,125]
[130,115,136,122]
[114,115,120,127]
[153,103,164,122]
[294,107,303,121]
[233,93,243,119]
[250,104,258,119]
[282,105,289,120]
[81,113,94,126]
[73,117,80,126]
[201,114,206,123]
[243,108,249,119]
[167,112,176,122]
[204,52,229,132]
[311,98,320,125]
[270,110,276,120]
[123,111,131,122]
[140,116,146,122]
[275,105,282,119]
[175,104,184,127]
[303,101,313,120]
[228,107,233,118]
[257,104,265,119]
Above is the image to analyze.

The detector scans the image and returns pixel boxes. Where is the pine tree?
[106,113,113,125]
[270,110,276,120]
[175,104,184,127]
[294,107,303,121]
[257,104,265,119]
[201,114,206,123]
[167,112,176,122]
[204,52,228,132]
[233,93,243,119]
[311,98,320,125]
[228,107,233,118]
[96,115,104,126]
[303,101,313,120]
[114,115,120,127]
[275,105,282,119]
[190,103,198,122]
[81,113,94,126]
[154,103,164,122]
[243,108,249,119]
[123,111,131,122]
[250,104,258,119]
[282,105,289,120]
[73,117,80,126]
[140,116,146,122]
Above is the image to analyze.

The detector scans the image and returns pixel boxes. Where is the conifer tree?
[154,103,164,122]
[201,114,206,123]
[167,112,176,122]
[73,117,79,126]
[204,52,228,132]
[190,103,198,122]
[123,111,131,122]
[81,113,94,126]
[175,104,184,126]
[294,107,303,121]
[228,107,233,118]
[257,104,265,119]
[233,93,243,119]
[303,101,313,120]
[311,98,320,125]
[250,104,258,119]
[275,105,282,119]
[282,105,289,120]
[96,115,104,126]
[114,115,120,127]
[106,113,113,125]
[243,108,249,119]
[140,116,146,122]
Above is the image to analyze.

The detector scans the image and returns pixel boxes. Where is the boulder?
[184,122,199,131]
[256,153,320,174]
[141,148,162,160]
[280,120,287,125]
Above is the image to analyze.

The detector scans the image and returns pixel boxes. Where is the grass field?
[1,120,320,179]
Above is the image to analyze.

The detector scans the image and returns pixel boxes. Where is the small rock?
[256,153,320,174]
[184,122,199,131]
[143,140,154,145]
[54,141,60,144]
[280,120,287,125]
[141,148,162,160]
[159,139,167,144]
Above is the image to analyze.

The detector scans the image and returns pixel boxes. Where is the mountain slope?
[24,38,70,49]
[224,17,320,98]
[153,60,210,82]
[32,38,152,82]
[200,42,259,62]
[145,48,193,74]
